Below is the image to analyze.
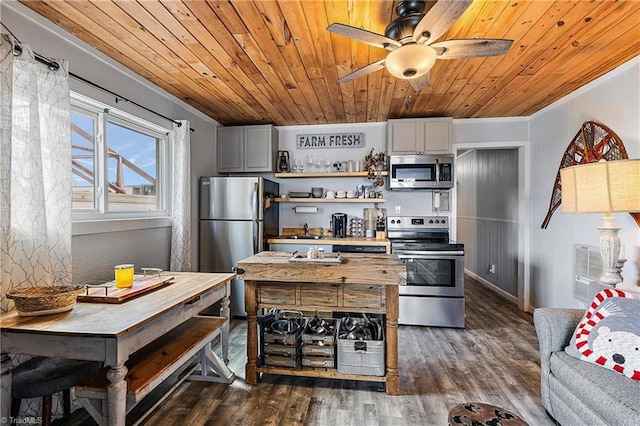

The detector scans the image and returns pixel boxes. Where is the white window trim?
[71,92,172,235]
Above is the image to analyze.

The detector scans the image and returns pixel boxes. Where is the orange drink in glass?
[114,264,134,288]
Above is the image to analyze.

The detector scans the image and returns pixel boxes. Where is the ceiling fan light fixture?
[385,43,436,80]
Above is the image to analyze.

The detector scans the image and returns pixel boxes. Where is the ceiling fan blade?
[409,73,432,91]
[431,39,514,59]
[413,0,473,45]
[327,23,401,50]
[338,59,386,82]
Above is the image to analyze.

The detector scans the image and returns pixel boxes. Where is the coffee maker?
[331,213,347,238]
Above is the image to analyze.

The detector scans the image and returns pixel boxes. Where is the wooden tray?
[77,274,174,304]
[288,253,342,264]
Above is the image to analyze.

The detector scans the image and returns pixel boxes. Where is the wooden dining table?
[0,272,236,426]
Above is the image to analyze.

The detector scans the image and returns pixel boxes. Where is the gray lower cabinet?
[217,124,277,173]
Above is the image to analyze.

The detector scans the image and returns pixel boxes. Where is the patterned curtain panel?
[0,35,72,313]
[169,120,192,272]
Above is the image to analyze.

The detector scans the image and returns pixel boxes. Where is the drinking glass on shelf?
[296,158,304,173]
[324,159,332,172]
[305,155,314,173]
[314,159,322,172]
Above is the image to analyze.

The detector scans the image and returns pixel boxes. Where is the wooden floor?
[61,276,553,425]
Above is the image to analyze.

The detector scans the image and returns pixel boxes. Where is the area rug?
[448,402,528,426]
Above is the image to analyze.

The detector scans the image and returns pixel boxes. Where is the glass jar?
[307,247,319,259]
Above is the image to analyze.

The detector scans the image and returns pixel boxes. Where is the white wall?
[530,57,640,308]
[274,122,440,232]
[453,118,529,145]
[2,1,219,281]
[72,228,172,283]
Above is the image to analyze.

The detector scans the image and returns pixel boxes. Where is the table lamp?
[560,159,640,286]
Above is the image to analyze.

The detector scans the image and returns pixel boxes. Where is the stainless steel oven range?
[387,215,465,328]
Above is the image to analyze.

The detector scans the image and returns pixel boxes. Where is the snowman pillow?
[565,284,640,381]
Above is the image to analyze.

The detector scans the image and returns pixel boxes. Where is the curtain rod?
[69,72,194,132]
[3,24,195,132]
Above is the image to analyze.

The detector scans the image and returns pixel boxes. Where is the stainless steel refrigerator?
[199,177,279,317]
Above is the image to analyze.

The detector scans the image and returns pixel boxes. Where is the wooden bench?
[76,316,233,425]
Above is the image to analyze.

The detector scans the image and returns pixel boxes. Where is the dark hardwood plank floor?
[60,276,552,425]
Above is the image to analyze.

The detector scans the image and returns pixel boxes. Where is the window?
[71,93,170,222]
[105,120,159,212]
[71,108,96,210]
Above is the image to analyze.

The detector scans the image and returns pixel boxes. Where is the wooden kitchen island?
[236,251,406,395]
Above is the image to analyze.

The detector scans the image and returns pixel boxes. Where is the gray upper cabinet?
[217,125,278,173]
[217,126,244,172]
[387,117,452,155]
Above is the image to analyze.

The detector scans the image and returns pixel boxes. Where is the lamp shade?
[561,159,640,214]
[385,44,437,79]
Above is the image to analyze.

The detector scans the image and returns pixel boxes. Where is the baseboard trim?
[464,270,518,304]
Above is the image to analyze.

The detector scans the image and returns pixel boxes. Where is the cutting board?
[77,274,174,304]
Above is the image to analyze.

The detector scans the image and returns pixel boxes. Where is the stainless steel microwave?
[388,155,454,190]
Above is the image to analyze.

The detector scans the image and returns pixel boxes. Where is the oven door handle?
[396,251,464,258]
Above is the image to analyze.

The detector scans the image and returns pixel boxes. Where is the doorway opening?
[453,145,530,311]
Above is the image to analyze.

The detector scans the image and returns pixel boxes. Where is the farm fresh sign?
[296,132,364,149]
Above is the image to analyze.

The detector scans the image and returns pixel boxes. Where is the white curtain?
[0,35,72,418]
[170,120,192,271]
[0,35,72,313]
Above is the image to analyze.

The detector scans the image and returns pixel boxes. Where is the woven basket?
[7,286,85,316]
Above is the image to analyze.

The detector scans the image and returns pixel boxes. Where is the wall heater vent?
[573,244,602,302]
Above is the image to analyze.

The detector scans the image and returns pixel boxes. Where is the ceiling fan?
[327,0,513,90]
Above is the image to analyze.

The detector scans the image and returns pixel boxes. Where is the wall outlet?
[395,205,401,214]
[488,264,496,274]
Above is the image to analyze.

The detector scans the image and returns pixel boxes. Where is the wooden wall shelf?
[276,197,386,203]
[274,171,388,178]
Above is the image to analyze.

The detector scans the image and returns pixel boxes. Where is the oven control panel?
[387,216,448,230]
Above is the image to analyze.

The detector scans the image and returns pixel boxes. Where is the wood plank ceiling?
[20,0,640,126]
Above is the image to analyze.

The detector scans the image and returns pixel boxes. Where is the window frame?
[71,92,172,232]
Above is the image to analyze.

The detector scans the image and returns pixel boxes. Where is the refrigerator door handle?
[252,181,259,220]
[253,220,263,254]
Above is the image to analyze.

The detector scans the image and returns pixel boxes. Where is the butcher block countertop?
[268,227,390,251]
[268,235,389,247]
[236,251,405,286]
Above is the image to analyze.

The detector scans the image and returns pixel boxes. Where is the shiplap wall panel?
[530,58,640,309]
[457,149,519,297]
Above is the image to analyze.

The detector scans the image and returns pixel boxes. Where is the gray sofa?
[534,308,640,426]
